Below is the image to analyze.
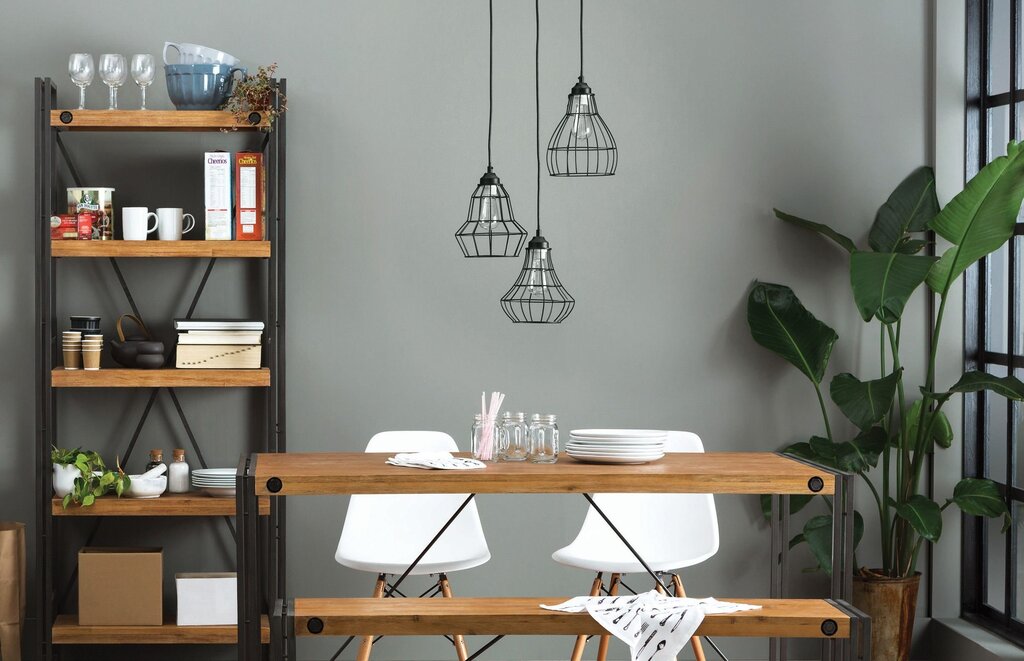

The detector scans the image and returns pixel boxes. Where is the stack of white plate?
[191,468,236,497]
[566,429,667,464]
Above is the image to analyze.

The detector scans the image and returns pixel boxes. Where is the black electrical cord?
[535,0,541,236]
[579,0,584,79]
[487,0,493,168]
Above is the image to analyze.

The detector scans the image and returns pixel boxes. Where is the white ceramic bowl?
[126,475,167,498]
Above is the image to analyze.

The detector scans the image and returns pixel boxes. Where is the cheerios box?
[204,151,232,240]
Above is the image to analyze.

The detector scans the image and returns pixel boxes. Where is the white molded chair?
[552,430,719,661]
[335,431,491,661]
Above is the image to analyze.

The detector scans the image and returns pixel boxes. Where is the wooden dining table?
[234,451,865,661]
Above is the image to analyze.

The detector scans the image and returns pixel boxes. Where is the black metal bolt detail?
[248,111,262,125]
[821,619,838,636]
[267,477,283,493]
[808,476,825,493]
[306,617,324,634]
[59,111,73,124]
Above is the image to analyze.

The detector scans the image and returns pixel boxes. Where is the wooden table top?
[291,597,850,638]
[250,452,834,496]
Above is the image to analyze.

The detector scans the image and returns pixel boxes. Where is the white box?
[204,152,232,240]
[175,572,237,626]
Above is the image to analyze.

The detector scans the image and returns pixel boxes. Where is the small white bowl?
[125,475,167,498]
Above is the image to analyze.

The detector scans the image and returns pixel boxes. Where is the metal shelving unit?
[33,76,286,660]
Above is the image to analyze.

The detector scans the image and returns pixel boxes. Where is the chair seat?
[337,549,491,576]
[551,541,715,574]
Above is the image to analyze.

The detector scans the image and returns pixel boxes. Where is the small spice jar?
[145,449,165,473]
[529,414,559,463]
[167,449,190,494]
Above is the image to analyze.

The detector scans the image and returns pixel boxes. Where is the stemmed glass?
[99,54,127,110]
[68,54,94,110]
[130,54,156,110]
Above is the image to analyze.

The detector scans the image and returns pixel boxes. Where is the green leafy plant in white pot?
[747,142,1024,661]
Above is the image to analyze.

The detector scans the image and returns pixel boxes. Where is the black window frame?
[963,0,1024,644]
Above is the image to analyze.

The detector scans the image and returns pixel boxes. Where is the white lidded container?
[176,572,236,625]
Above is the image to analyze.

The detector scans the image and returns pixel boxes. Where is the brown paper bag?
[0,523,25,661]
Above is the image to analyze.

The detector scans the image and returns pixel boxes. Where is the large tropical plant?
[749,142,1024,578]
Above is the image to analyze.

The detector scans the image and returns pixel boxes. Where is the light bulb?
[525,248,550,296]
[476,185,500,230]
[569,94,594,141]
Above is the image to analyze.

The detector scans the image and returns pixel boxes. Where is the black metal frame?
[248,455,863,661]
[963,0,1024,645]
[34,76,287,661]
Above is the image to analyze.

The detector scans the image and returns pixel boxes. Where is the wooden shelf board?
[52,614,269,644]
[52,492,270,516]
[50,109,269,132]
[52,368,269,388]
[51,240,270,258]
[292,597,850,639]
[252,452,835,496]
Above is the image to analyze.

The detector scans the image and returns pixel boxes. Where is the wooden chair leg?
[438,573,469,661]
[672,573,707,661]
[570,573,605,661]
[596,573,621,661]
[355,574,387,661]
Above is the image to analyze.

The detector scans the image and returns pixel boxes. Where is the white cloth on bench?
[385,452,486,470]
[542,591,760,661]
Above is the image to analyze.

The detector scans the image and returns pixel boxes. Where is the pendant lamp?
[501,0,575,324]
[455,0,527,258]
[546,0,617,177]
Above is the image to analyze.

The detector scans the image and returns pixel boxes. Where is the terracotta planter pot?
[852,571,920,661]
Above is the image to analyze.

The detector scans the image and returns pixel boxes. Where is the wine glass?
[68,54,94,110]
[130,54,156,110]
[98,54,127,110]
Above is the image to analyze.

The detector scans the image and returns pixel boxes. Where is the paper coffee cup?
[81,350,101,370]
[63,349,82,370]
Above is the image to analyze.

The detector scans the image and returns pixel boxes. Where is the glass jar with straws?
[472,391,506,462]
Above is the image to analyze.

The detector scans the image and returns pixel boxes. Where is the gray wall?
[0,1,934,659]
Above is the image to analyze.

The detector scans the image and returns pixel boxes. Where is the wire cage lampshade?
[547,77,617,176]
[456,167,527,257]
[547,0,617,177]
[500,234,575,323]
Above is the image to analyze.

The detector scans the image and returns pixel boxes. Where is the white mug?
[122,207,158,241]
[157,208,197,241]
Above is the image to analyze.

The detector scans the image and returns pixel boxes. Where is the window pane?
[989,244,1010,353]
[987,364,1010,482]
[991,0,1011,95]
[990,105,1011,160]
[990,513,1009,610]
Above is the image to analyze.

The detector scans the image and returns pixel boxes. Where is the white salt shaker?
[167,448,190,493]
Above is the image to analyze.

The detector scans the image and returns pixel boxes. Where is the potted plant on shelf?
[747,141,1024,661]
[51,446,82,498]
[52,448,131,508]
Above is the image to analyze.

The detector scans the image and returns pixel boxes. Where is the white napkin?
[542,591,760,661]
[385,452,486,470]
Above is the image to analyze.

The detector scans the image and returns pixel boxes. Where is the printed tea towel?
[386,452,485,470]
[543,591,760,661]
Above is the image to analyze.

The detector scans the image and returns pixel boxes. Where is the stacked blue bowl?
[165,64,246,110]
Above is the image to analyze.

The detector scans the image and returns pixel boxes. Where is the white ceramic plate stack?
[566,429,667,464]
[191,468,236,497]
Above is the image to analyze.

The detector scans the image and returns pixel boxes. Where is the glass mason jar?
[500,411,529,461]
[529,414,559,463]
[471,413,500,462]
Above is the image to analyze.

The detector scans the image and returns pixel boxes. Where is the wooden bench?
[271,597,870,659]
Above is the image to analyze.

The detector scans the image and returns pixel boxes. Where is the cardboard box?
[175,572,237,626]
[79,547,162,625]
[234,152,265,240]
[204,151,232,240]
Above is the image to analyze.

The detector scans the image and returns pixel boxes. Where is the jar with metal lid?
[471,413,500,461]
[529,414,559,463]
[500,411,529,462]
